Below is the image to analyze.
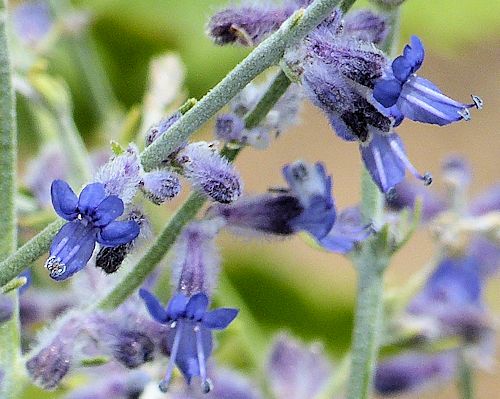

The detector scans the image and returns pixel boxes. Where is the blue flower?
[45,180,139,280]
[373,36,482,126]
[360,132,432,193]
[139,289,238,393]
[211,161,336,241]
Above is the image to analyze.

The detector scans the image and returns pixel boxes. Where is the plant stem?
[0,0,17,258]
[346,252,386,399]
[140,0,343,171]
[0,220,65,288]
[98,70,292,310]
[457,350,474,399]
[346,6,402,397]
[0,1,23,396]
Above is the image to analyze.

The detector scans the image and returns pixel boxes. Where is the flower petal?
[92,195,124,227]
[469,183,500,216]
[202,308,239,330]
[166,293,189,320]
[319,207,371,253]
[360,133,405,193]
[139,289,168,323]
[47,221,97,280]
[78,182,106,214]
[96,221,139,247]
[399,76,470,126]
[185,293,209,321]
[373,78,402,108]
[50,180,78,220]
[391,55,413,82]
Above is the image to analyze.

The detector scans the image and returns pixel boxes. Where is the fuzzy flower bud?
[207,5,291,46]
[343,10,388,44]
[26,315,82,389]
[215,113,245,143]
[179,142,242,203]
[141,169,181,205]
[94,144,142,205]
[171,220,223,297]
[146,112,181,147]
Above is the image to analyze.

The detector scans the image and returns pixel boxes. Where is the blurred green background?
[11,0,500,397]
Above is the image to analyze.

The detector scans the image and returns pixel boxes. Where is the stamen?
[470,95,483,110]
[372,146,388,191]
[195,324,211,394]
[159,321,184,393]
[458,108,471,121]
[389,139,432,186]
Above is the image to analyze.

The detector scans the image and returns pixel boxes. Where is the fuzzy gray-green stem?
[0,220,65,288]
[346,5,402,396]
[458,350,474,399]
[0,1,23,396]
[140,0,343,171]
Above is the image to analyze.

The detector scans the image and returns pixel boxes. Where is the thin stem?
[346,5,402,397]
[0,220,65,288]
[0,1,22,396]
[98,70,292,310]
[346,270,385,399]
[140,0,344,171]
[0,0,17,258]
[457,350,474,399]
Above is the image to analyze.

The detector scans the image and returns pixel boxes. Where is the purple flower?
[300,31,431,193]
[139,289,238,393]
[407,257,488,341]
[267,334,332,399]
[211,161,336,241]
[374,351,457,396]
[373,36,482,126]
[45,180,139,280]
[360,132,432,193]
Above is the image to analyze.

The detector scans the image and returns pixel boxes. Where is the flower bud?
[141,169,181,205]
[94,144,142,205]
[180,142,242,203]
[145,112,181,147]
[207,6,291,46]
[171,220,222,297]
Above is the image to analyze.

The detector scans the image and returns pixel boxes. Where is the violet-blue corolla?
[299,21,432,193]
[373,36,482,126]
[139,289,238,393]
[211,161,369,252]
[45,180,139,280]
